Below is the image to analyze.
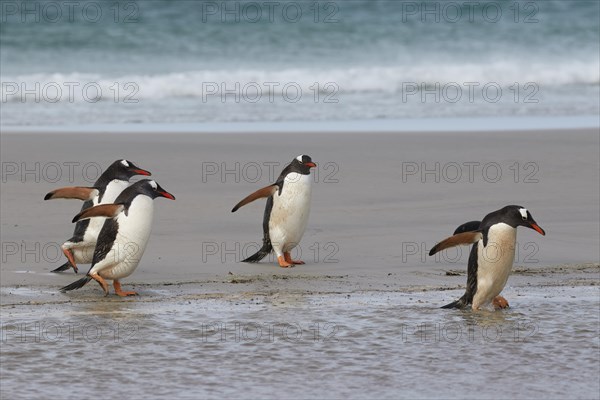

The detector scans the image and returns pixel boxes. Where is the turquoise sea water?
[1,0,599,125]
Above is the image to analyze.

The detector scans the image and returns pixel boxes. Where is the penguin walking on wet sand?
[429,205,545,310]
[232,155,316,268]
[44,159,151,273]
[60,179,175,296]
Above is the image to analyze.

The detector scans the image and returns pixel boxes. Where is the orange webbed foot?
[90,273,109,296]
[277,256,294,268]
[62,248,79,273]
[284,252,305,265]
[113,280,138,297]
[115,290,138,297]
[493,296,510,309]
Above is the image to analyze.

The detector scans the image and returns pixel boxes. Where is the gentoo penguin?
[60,179,175,296]
[44,159,151,273]
[429,205,545,310]
[232,155,316,268]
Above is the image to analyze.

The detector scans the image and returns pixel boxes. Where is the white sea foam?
[2,61,598,103]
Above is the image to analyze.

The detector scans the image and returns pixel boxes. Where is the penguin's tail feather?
[51,262,73,273]
[441,296,470,309]
[242,240,272,263]
[60,276,92,293]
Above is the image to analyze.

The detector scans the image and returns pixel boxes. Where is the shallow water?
[1,286,599,399]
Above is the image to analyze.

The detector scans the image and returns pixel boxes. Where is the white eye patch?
[296,155,304,162]
[149,180,157,189]
[121,160,130,167]
[519,208,528,220]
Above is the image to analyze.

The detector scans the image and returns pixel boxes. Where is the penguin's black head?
[137,179,176,200]
[108,159,152,181]
[291,155,317,174]
[501,205,545,235]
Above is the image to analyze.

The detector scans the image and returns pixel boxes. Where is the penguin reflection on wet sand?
[60,179,175,296]
[232,155,316,268]
[429,205,545,310]
[44,159,151,273]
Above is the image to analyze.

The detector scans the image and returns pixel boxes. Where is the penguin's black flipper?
[231,184,278,212]
[72,203,125,223]
[453,221,481,235]
[44,187,99,201]
[60,275,92,292]
[429,231,483,256]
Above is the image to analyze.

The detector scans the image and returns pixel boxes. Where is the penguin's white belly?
[80,218,105,249]
[269,173,312,254]
[93,196,154,280]
[473,223,517,308]
[70,243,95,264]
[80,180,130,250]
[102,179,130,204]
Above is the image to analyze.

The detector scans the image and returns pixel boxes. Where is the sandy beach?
[1,128,599,399]
[2,128,599,293]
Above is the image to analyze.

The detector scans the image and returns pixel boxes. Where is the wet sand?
[1,129,599,398]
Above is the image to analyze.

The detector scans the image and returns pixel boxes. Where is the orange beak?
[529,222,545,235]
[133,169,151,176]
[159,191,175,200]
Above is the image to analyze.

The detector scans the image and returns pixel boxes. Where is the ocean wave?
[2,61,598,102]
